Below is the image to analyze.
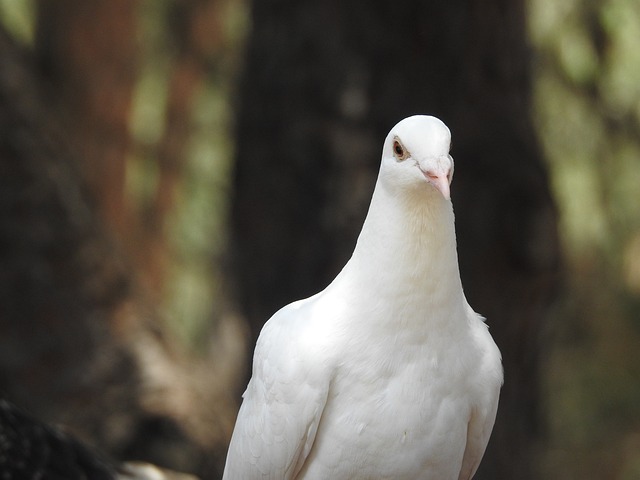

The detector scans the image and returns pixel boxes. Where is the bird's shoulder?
[463,302,503,390]
[455,305,503,480]
[251,291,341,392]
[226,294,337,479]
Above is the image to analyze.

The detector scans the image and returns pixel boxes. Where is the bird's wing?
[457,398,499,480]
[223,302,331,480]
[457,311,503,480]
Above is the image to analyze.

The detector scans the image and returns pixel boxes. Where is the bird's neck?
[337,181,465,330]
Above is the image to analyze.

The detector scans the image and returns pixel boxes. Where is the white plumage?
[223,115,503,480]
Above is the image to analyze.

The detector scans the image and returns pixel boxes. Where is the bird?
[222,115,503,480]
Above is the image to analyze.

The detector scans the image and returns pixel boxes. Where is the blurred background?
[0,0,638,479]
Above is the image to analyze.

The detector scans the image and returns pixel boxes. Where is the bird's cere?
[421,168,451,199]
[223,115,503,480]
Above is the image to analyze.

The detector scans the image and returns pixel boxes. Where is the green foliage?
[165,84,235,350]
[0,0,34,44]
[128,0,248,350]
[530,0,640,477]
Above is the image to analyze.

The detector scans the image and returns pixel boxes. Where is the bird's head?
[379,115,454,200]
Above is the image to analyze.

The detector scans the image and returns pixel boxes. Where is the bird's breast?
[297,343,473,479]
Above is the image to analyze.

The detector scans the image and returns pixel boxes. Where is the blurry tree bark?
[35,0,138,238]
[0,24,144,453]
[0,26,215,475]
[33,0,225,300]
[231,1,560,479]
[0,0,236,477]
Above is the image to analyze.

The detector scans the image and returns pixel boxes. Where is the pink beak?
[423,170,451,200]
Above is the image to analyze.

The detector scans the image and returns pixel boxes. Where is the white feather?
[223,115,503,480]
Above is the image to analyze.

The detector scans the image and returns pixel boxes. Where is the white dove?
[223,115,503,480]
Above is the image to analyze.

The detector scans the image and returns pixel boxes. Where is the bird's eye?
[393,140,406,160]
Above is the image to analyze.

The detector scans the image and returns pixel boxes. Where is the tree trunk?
[0,27,143,451]
[231,1,561,478]
[34,0,138,238]
[0,25,228,480]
